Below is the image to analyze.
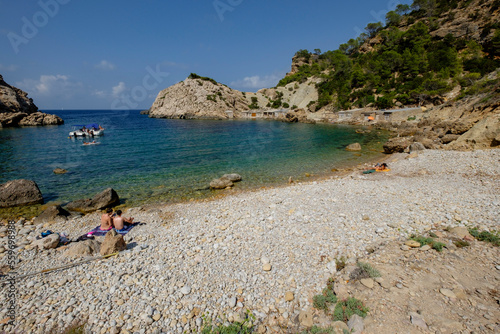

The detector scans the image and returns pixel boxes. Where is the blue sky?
[0,0,411,110]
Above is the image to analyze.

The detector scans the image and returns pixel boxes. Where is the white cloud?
[95,60,116,71]
[231,73,283,90]
[112,82,127,97]
[16,75,82,96]
[0,64,18,71]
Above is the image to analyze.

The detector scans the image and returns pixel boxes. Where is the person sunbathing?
[112,210,134,230]
[100,208,114,230]
[376,163,390,171]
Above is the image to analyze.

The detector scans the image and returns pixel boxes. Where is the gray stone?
[347,314,364,334]
[409,142,426,153]
[32,234,60,250]
[64,239,101,257]
[100,229,126,256]
[66,188,120,213]
[34,205,71,224]
[210,177,234,189]
[346,143,362,151]
[410,312,428,329]
[180,285,191,295]
[229,297,237,308]
[360,278,374,289]
[0,179,44,207]
[221,174,242,182]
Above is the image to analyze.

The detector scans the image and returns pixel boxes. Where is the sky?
[0,0,412,110]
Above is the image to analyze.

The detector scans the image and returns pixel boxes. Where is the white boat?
[69,124,104,137]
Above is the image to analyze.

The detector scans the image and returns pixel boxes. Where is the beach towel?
[86,222,140,237]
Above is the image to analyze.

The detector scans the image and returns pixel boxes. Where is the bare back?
[100,213,113,230]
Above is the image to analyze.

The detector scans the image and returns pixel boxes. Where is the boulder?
[383,137,412,154]
[32,234,60,250]
[64,239,101,257]
[347,314,365,334]
[0,179,44,207]
[66,188,120,213]
[34,205,71,224]
[210,177,234,189]
[100,229,127,256]
[346,143,362,151]
[53,168,68,174]
[18,112,64,126]
[441,134,460,144]
[409,142,425,153]
[221,174,242,182]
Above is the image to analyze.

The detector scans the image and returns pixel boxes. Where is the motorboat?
[69,123,104,137]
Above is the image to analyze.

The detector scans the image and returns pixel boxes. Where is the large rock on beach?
[34,205,71,224]
[18,112,63,126]
[0,179,44,207]
[64,239,101,257]
[383,137,412,154]
[100,229,126,256]
[32,233,60,250]
[66,188,120,213]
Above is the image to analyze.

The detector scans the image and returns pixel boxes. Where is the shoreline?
[1,148,498,333]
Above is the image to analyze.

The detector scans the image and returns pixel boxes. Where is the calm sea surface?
[0,110,388,208]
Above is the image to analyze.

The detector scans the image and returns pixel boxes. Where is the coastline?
[0,148,499,333]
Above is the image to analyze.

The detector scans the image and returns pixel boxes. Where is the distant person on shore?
[100,208,114,230]
[113,210,134,230]
[376,163,389,171]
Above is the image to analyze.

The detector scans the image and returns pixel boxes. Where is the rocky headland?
[0,74,63,128]
[0,148,498,333]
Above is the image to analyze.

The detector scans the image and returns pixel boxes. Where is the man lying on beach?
[112,210,134,231]
[100,208,114,231]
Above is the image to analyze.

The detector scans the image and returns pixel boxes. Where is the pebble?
[360,278,374,289]
[263,264,272,271]
[440,288,456,299]
[180,285,191,295]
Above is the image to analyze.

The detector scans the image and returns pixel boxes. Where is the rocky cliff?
[148,74,317,120]
[0,74,63,127]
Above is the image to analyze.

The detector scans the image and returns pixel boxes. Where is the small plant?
[301,326,346,334]
[469,228,500,246]
[335,256,347,271]
[410,234,446,252]
[357,261,381,278]
[333,297,369,322]
[201,311,255,334]
[313,284,337,311]
[454,240,470,248]
[407,116,417,121]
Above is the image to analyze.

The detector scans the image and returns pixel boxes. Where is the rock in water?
[34,205,71,224]
[64,239,101,257]
[53,168,68,174]
[100,229,126,256]
[221,174,242,182]
[346,143,362,151]
[210,177,234,189]
[0,179,44,207]
[66,188,120,213]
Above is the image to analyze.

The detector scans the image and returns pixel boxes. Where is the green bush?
[357,262,381,278]
[333,298,369,322]
[469,228,500,246]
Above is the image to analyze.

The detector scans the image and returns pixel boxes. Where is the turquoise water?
[0,110,388,207]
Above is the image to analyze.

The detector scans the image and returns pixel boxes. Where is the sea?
[0,110,388,212]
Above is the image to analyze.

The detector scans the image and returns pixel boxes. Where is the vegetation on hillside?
[277,0,500,111]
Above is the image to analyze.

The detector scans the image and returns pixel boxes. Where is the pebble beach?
[1,149,499,333]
